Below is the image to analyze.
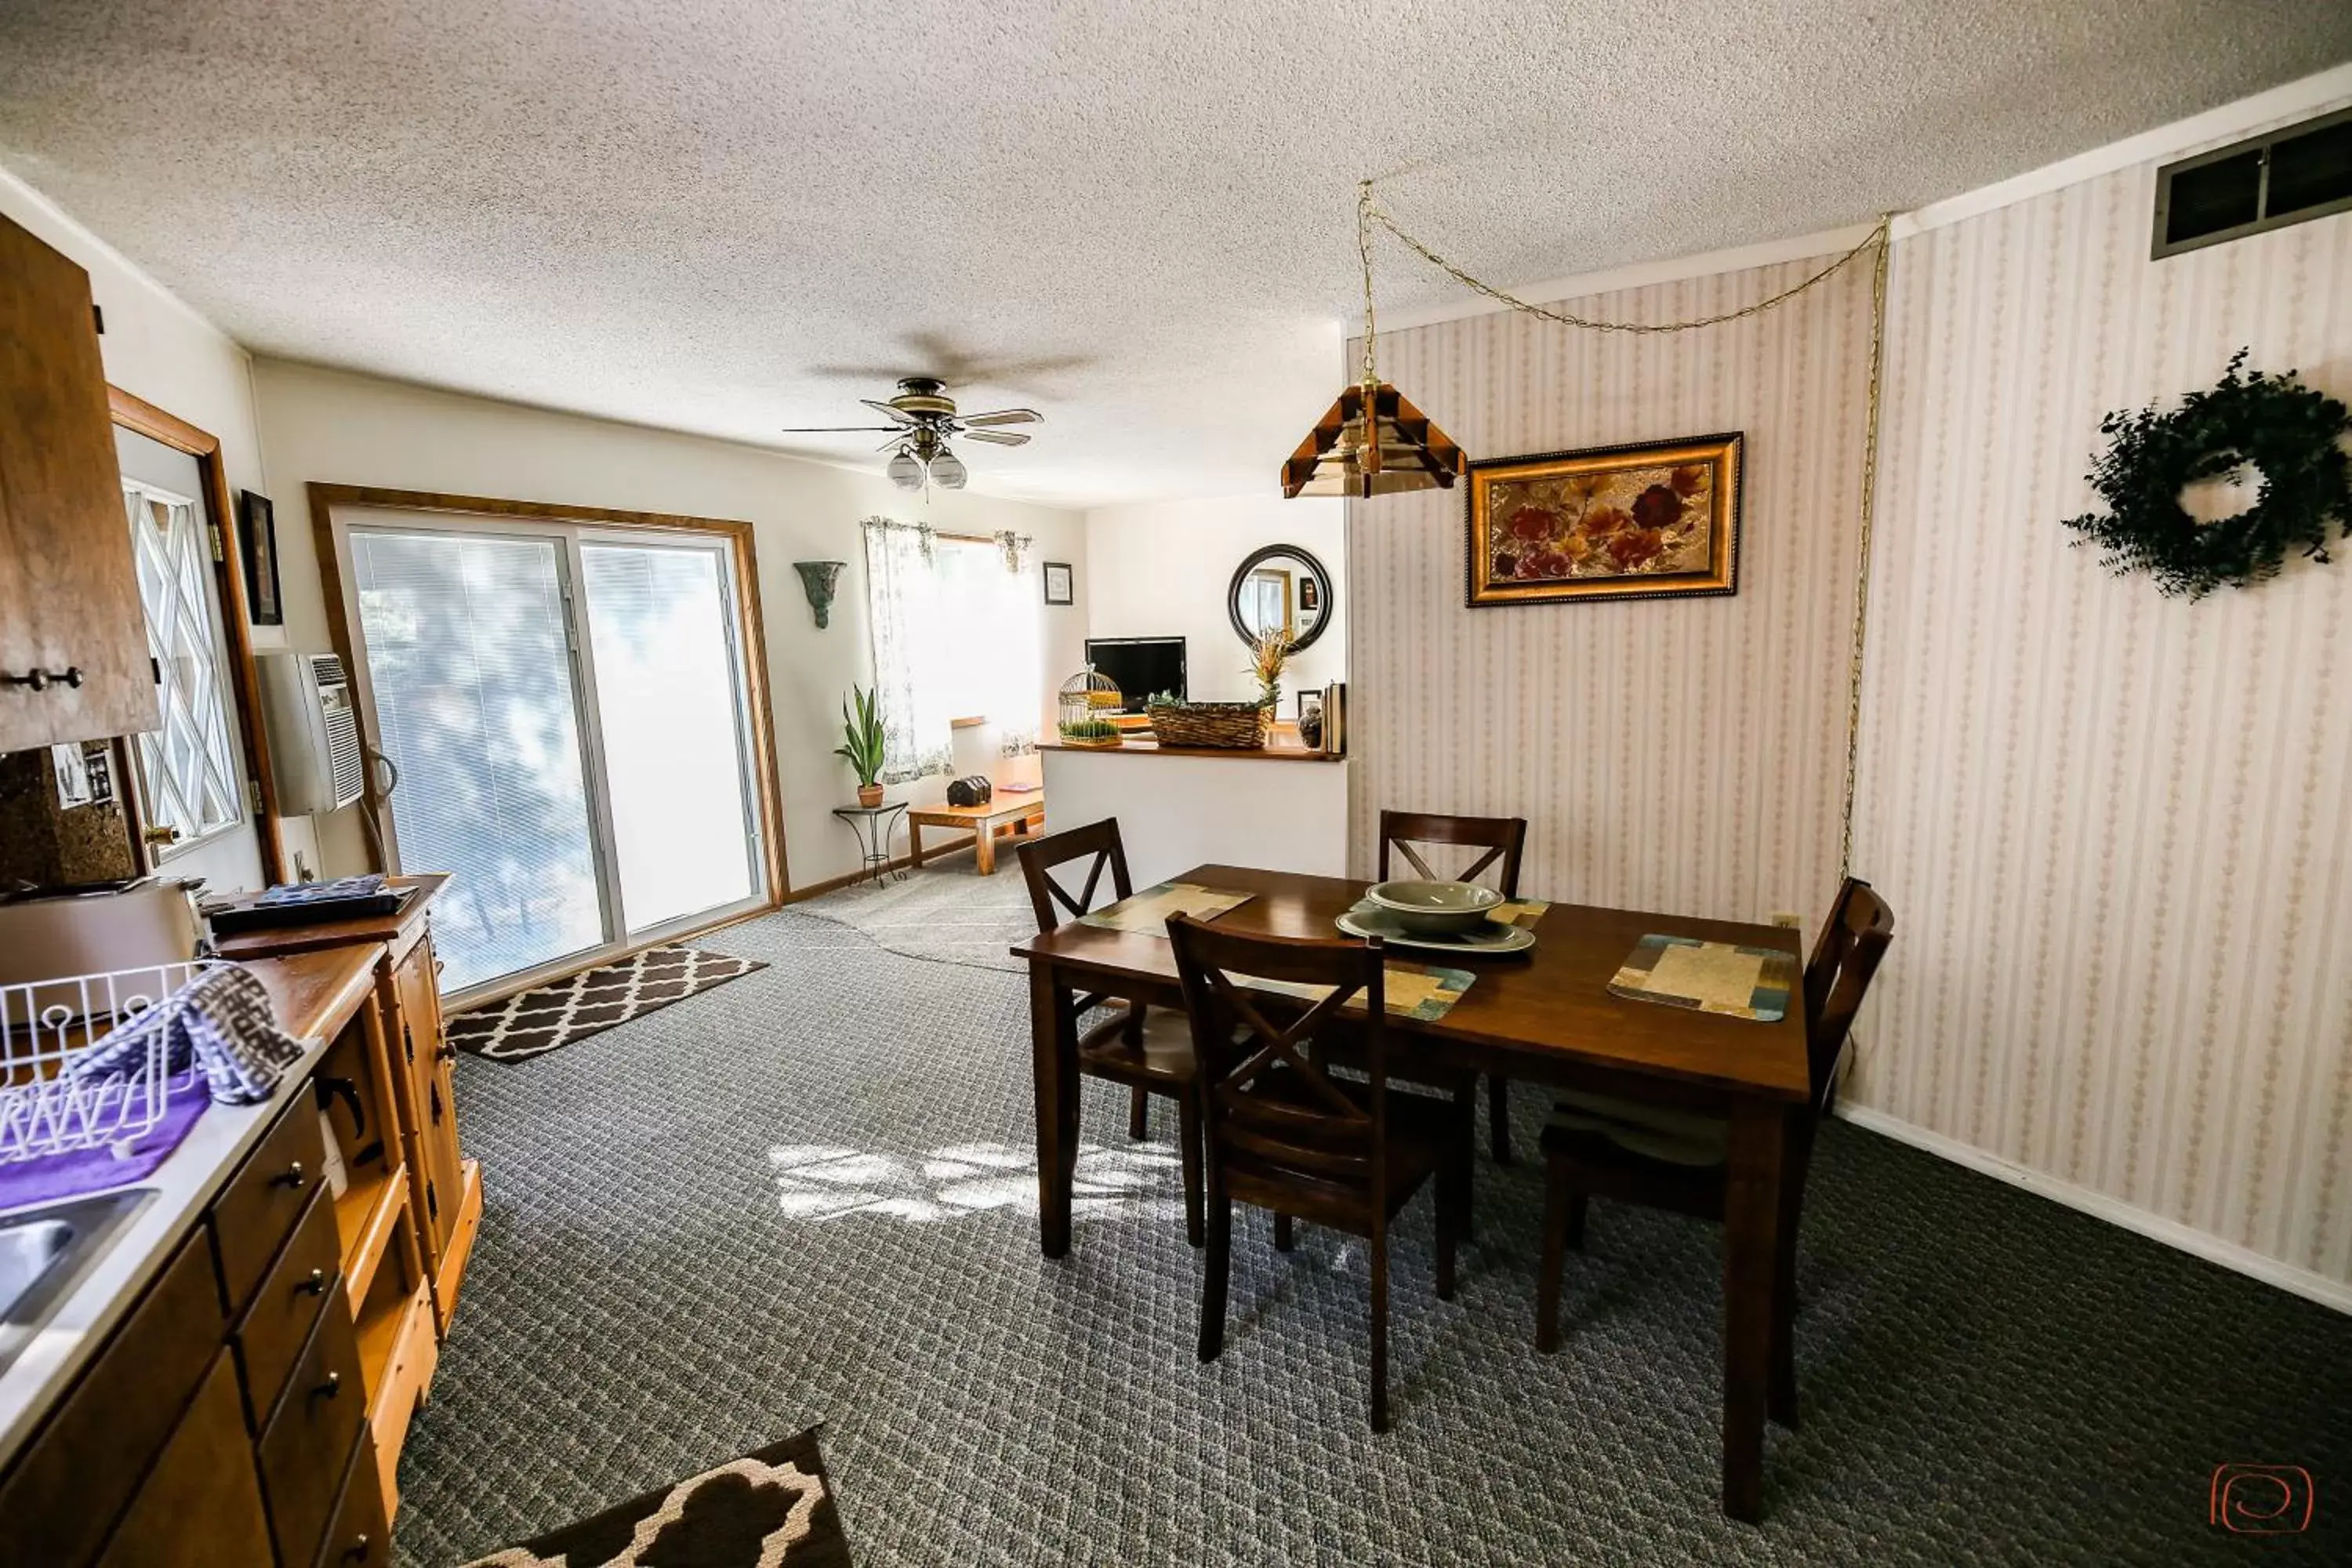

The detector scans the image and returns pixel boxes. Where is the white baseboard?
[1835,1103,2352,1316]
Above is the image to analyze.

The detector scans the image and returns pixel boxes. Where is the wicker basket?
[1147,702,1269,750]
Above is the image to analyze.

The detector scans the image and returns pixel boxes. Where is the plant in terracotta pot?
[837,684,887,807]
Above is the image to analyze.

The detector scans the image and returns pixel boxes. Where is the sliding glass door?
[342,517,768,1000]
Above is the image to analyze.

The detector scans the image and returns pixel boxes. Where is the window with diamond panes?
[124,481,242,851]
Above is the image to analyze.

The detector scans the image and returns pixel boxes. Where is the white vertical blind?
[580,541,757,933]
[351,529,605,993]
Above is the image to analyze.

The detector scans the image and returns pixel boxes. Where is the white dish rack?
[0,960,218,1164]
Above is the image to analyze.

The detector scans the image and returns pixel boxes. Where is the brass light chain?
[1355,183,1897,877]
[1361,191,1891,336]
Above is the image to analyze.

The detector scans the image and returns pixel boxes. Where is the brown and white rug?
[460,1425,851,1566]
[449,946,767,1063]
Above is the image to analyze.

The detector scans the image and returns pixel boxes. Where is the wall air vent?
[2154,106,2352,259]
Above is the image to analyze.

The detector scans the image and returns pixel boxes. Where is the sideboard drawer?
[0,1230,225,1568]
[211,1094,328,1314]
[233,1184,342,1430]
[257,1295,368,1568]
[312,1429,393,1568]
[94,1352,275,1568]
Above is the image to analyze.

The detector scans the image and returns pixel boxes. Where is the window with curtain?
[860,519,1042,779]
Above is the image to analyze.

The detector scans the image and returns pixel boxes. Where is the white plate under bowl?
[1337,902,1536,956]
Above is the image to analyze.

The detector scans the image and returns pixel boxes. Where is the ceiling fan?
[779,376,1041,492]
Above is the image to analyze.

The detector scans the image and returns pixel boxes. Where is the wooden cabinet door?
[393,931,463,1254]
[0,212,155,751]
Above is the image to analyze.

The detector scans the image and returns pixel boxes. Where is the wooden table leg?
[1029,960,1079,1258]
[908,818,926,868]
[1722,1099,1788,1523]
[975,822,997,876]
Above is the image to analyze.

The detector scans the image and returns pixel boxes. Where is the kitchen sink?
[0,1189,154,1377]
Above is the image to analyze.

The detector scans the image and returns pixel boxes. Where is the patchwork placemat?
[1077,881,1254,935]
[1243,961,1475,1022]
[1607,934,1795,1022]
[1488,898,1552,929]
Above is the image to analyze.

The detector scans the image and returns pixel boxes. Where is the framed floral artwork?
[1465,432,1743,605]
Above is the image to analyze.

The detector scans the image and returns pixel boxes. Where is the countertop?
[0,942,384,1472]
[1038,739,1347,763]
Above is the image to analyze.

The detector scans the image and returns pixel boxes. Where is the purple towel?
[0,1087,209,1210]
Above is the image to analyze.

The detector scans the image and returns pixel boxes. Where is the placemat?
[1488,898,1551,929]
[1607,934,1795,1022]
[1243,961,1475,1022]
[1077,881,1254,935]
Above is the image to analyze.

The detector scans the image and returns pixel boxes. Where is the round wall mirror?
[1227,544,1335,652]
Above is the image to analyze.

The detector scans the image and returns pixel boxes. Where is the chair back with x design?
[1801,877,1895,1114]
[1167,915,1391,1210]
[1377,810,1527,895]
[1016,818,1135,934]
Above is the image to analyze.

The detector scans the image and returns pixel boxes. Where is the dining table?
[1011,862,1813,1523]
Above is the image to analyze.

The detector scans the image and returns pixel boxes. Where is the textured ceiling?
[2,2,2346,507]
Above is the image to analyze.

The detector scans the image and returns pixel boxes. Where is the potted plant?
[837,684,887,806]
[1248,627,1294,712]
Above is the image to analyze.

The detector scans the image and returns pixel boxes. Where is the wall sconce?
[793,561,846,628]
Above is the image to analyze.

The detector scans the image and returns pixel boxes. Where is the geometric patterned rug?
[448,946,768,1063]
[457,1425,851,1566]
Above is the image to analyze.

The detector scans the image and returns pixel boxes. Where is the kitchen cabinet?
[0,212,156,752]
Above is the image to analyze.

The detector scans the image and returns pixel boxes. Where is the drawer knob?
[272,1160,307,1189]
[300,1267,329,1296]
[313,1370,342,1399]
[343,1535,372,1563]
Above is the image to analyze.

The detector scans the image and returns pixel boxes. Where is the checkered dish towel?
[67,964,307,1105]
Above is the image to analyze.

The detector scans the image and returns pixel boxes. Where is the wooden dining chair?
[1377,809,1530,1163]
[1534,878,1894,1429]
[1168,914,1471,1432]
[1015,818,1203,1246]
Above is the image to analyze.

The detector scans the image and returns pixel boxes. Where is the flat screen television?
[1083,637,1185,712]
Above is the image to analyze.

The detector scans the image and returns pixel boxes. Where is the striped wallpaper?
[1346,125,2351,1300]
[1345,252,1877,931]
[1849,162,2352,1294]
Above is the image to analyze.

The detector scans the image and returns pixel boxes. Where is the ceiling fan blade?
[960,428,1030,446]
[959,408,1041,427]
[777,424,905,434]
[860,399,921,424]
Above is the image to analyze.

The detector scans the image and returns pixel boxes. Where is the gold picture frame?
[1465,432,1744,605]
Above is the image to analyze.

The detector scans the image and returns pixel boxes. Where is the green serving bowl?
[1363,879,1503,937]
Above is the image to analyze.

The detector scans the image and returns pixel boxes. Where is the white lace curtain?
[859,519,1042,779]
[860,518,954,782]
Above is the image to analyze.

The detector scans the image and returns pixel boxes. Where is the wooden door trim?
[305,483,789,904]
[108,385,287,885]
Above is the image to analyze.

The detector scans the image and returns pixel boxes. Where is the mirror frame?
[1226,543,1335,652]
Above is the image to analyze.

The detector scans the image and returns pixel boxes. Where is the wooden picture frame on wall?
[1041,561,1074,605]
[1465,432,1744,606]
[238,490,282,625]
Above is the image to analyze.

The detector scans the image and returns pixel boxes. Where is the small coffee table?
[831,801,909,884]
[906,794,1044,875]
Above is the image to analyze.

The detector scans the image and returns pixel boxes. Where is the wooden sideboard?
[1,877,484,1564]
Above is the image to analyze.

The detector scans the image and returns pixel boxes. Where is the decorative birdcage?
[1056,666,1124,746]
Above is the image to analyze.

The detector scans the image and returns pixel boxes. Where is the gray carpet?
[390,900,2352,1566]
[794,865,1034,973]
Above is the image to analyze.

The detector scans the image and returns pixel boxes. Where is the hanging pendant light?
[928,445,968,490]
[1281,182,1465,499]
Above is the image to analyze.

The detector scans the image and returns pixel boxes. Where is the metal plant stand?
[832,801,909,884]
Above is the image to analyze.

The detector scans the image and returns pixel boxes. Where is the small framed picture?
[1041,561,1074,605]
[239,490,283,625]
[1296,689,1323,721]
[1298,575,1319,613]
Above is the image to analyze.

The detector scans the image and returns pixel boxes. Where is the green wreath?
[2062,349,2351,599]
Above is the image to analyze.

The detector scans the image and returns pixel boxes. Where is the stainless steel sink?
[0,1189,154,1377]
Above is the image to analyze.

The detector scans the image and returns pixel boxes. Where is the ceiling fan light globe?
[929,448,969,489]
[887,448,926,490]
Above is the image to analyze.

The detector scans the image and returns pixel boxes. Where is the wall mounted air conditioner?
[256,651,366,815]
